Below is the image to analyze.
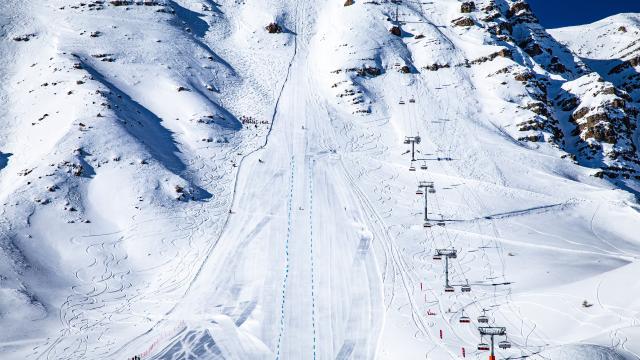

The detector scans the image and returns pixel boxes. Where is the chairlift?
[477,310,489,324]
[498,340,511,349]
[444,285,455,293]
[416,189,424,195]
[461,284,471,292]
[459,310,471,323]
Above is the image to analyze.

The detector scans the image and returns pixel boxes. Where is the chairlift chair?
[459,310,471,323]
[399,100,405,105]
[428,188,436,193]
[498,339,511,349]
[420,163,427,170]
[403,138,410,144]
[461,284,471,292]
[409,98,416,103]
[477,342,490,351]
[444,285,455,293]
[437,221,446,227]
[477,311,489,324]
[432,254,442,260]
[423,222,432,228]
[416,189,424,195]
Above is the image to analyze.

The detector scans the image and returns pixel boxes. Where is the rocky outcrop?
[452,17,474,27]
[460,1,475,13]
[265,22,283,33]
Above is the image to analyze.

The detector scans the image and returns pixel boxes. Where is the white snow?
[0,0,639,359]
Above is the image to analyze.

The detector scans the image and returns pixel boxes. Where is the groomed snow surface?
[0,0,639,359]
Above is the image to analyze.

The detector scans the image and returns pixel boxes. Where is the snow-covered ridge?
[0,0,639,359]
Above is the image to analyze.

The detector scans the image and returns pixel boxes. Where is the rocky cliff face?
[550,14,640,183]
[431,0,640,190]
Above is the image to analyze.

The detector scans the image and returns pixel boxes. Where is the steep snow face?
[1,0,640,359]
[548,13,640,185]
[549,13,640,62]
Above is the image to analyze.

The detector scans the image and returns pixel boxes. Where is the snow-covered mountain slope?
[0,0,639,359]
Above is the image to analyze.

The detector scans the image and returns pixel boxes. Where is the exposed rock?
[424,63,450,71]
[608,56,640,75]
[468,49,512,65]
[389,26,401,36]
[356,65,382,77]
[507,1,530,18]
[548,57,568,73]
[265,22,283,34]
[460,2,475,13]
[12,34,36,42]
[452,17,474,27]
[514,72,534,82]
[524,102,551,118]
